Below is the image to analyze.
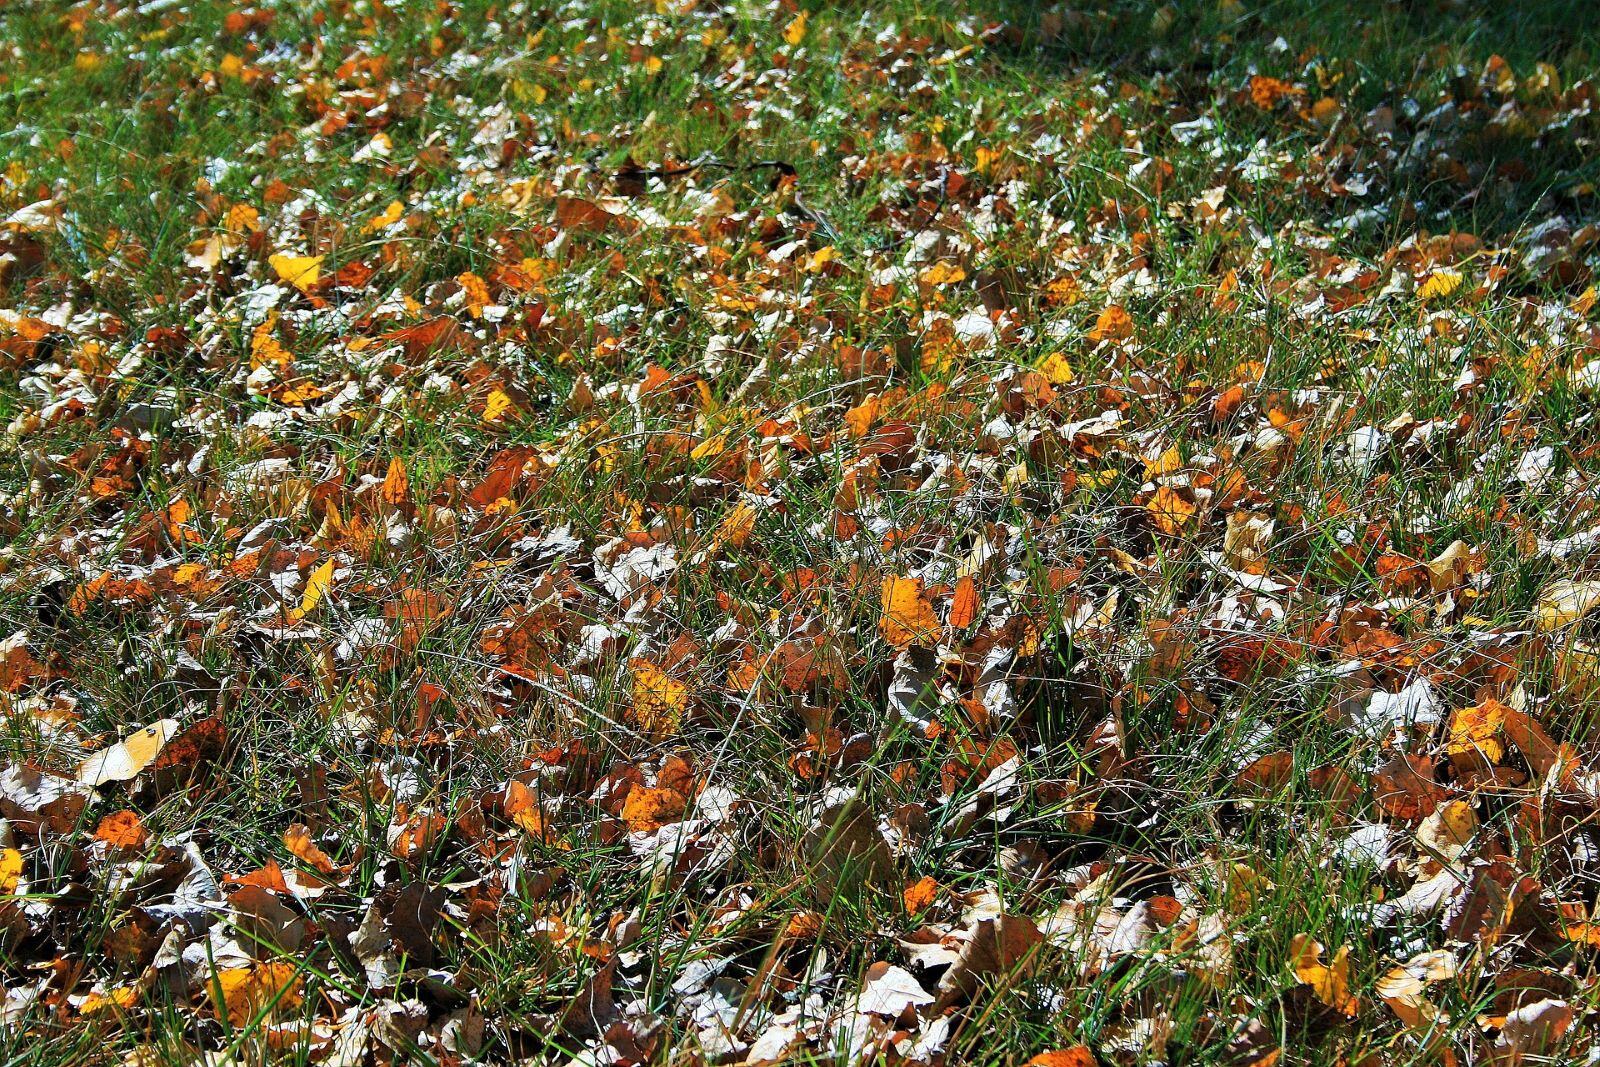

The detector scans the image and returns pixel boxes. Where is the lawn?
[2,0,1600,1063]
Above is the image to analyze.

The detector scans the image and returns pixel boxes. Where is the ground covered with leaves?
[3,0,1600,1064]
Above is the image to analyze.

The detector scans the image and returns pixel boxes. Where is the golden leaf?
[1088,304,1134,343]
[620,784,688,832]
[268,253,322,293]
[1417,270,1464,300]
[1446,699,1508,764]
[1290,934,1359,1015]
[291,558,336,623]
[782,11,807,45]
[364,199,405,232]
[1147,485,1196,536]
[880,575,941,649]
[631,661,688,737]
[0,848,21,895]
[483,387,517,424]
[212,962,302,1025]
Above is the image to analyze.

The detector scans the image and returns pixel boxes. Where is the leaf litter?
[1,0,1600,1064]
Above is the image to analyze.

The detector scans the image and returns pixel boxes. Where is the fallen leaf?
[283,823,336,874]
[1088,304,1134,343]
[94,810,148,849]
[620,784,687,833]
[949,576,980,630]
[1290,934,1359,1016]
[630,661,688,737]
[1536,579,1600,631]
[268,253,322,293]
[78,719,179,787]
[212,962,303,1025]
[291,558,336,623]
[881,575,942,649]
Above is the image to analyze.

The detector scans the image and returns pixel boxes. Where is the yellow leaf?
[782,11,807,45]
[631,661,688,737]
[713,500,759,550]
[1147,485,1196,536]
[1537,579,1600,631]
[212,962,302,1026]
[268,253,322,293]
[292,559,336,622]
[1417,270,1464,300]
[1035,352,1075,385]
[880,575,942,649]
[78,719,179,787]
[690,430,729,461]
[365,199,404,233]
[79,984,142,1017]
[0,848,21,895]
[803,245,837,272]
[457,271,490,317]
[483,388,517,424]
[1446,699,1507,764]
[1290,934,1359,1016]
[919,262,966,286]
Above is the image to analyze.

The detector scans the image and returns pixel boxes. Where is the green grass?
[2,0,1600,1064]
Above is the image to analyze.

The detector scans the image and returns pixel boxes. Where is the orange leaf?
[1029,1049,1096,1067]
[880,575,941,649]
[949,575,980,630]
[94,810,148,849]
[283,823,336,874]
[1088,304,1133,343]
[381,457,409,508]
[212,962,302,1025]
[620,785,687,833]
[1147,485,1196,536]
[1290,934,1359,1015]
[903,875,941,913]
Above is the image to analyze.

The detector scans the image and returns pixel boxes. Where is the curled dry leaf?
[1536,579,1600,631]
